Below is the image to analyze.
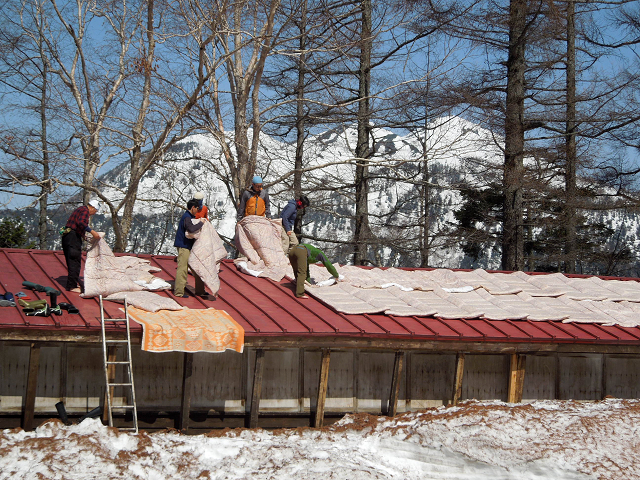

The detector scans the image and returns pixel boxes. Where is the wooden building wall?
[2,342,640,417]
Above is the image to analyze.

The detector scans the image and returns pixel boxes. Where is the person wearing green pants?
[289,243,340,298]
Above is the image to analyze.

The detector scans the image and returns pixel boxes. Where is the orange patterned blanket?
[127,307,244,353]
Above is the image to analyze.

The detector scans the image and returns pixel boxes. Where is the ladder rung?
[106,361,131,365]
[111,405,136,409]
[103,318,127,323]
[108,382,133,387]
[118,427,138,432]
[105,340,129,343]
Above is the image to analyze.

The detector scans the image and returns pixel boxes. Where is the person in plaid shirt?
[62,199,101,293]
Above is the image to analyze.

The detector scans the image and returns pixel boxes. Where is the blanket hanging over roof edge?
[127,306,244,353]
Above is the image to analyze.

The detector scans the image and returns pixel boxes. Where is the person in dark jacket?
[237,175,271,221]
[174,198,208,298]
[61,199,102,293]
[280,195,310,253]
[289,243,341,299]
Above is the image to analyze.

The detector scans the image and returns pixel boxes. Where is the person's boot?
[49,293,62,315]
[55,401,72,426]
[59,302,80,314]
[25,305,50,317]
[78,406,103,423]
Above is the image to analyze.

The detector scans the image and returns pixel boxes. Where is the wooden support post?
[508,353,526,403]
[23,343,41,431]
[60,343,68,404]
[249,349,265,428]
[452,352,465,405]
[388,351,404,416]
[298,348,305,413]
[179,352,194,432]
[601,354,607,399]
[315,349,331,428]
[102,346,117,424]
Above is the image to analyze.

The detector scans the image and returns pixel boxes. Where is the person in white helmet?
[61,199,101,293]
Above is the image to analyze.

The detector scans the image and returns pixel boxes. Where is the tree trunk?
[420,93,431,267]
[353,0,372,266]
[564,0,577,273]
[502,0,527,271]
[113,0,155,253]
[38,22,49,250]
[294,0,307,238]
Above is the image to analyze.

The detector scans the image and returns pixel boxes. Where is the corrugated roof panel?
[222,268,319,334]
[511,320,555,339]
[557,322,599,341]
[2,249,640,348]
[338,314,386,335]
[606,324,640,342]
[464,319,511,340]
[494,320,534,340]
[417,318,464,338]
[527,321,576,341]
[368,315,414,336]
[314,311,364,334]
[388,316,437,336]
[436,319,483,338]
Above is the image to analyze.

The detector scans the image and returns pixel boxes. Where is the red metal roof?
[1,247,640,346]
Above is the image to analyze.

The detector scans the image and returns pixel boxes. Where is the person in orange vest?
[194,191,208,220]
[237,175,271,221]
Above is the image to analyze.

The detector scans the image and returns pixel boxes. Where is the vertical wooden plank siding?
[315,349,331,428]
[179,353,194,432]
[353,350,359,412]
[23,343,41,431]
[249,349,265,428]
[404,352,412,411]
[388,351,404,416]
[241,348,248,410]
[508,354,526,403]
[452,353,465,405]
[298,348,305,413]
[601,355,607,398]
[102,346,117,424]
[60,344,68,403]
[555,353,560,399]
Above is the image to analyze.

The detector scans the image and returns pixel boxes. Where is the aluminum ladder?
[99,295,139,433]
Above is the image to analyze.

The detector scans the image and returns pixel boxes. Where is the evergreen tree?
[0,217,36,249]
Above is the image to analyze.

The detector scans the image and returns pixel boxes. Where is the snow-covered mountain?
[95,116,504,265]
[18,115,640,274]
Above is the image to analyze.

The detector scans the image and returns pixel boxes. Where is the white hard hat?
[88,199,101,213]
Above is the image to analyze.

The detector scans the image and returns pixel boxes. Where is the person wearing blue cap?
[237,175,271,221]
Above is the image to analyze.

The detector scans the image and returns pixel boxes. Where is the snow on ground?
[2,399,639,480]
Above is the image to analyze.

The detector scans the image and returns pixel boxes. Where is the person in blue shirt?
[174,198,207,298]
[280,195,310,253]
